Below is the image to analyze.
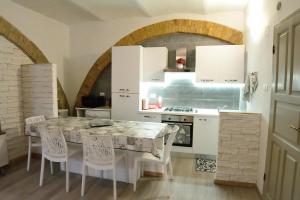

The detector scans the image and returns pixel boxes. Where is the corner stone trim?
[0,16,69,109]
[75,19,244,108]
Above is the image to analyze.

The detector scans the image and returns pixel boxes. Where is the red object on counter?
[176,58,186,65]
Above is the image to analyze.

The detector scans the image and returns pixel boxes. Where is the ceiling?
[11,0,248,25]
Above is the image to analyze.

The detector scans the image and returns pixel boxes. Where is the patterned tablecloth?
[27,117,168,157]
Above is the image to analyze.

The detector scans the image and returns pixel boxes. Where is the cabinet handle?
[119,89,125,91]
[126,89,130,91]
[126,95,130,97]
[143,115,151,118]
[119,94,125,97]
[203,119,207,121]
[290,124,300,132]
[152,78,160,81]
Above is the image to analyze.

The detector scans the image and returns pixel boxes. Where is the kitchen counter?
[139,108,220,117]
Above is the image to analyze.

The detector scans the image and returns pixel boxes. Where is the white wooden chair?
[133,125,179,192]
[80,133,126,200]
[25,115,48,172]
[39,126,81,192]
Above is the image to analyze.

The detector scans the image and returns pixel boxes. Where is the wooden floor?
[0,157,261,200]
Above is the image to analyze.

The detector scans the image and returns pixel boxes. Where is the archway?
[0,16,69,109]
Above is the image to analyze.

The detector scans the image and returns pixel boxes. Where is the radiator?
[0,133,8,167]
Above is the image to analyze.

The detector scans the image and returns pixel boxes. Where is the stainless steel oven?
[161,114,193,147]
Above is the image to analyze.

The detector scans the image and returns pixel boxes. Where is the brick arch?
[0,16,69,109]
[75,19,243,108]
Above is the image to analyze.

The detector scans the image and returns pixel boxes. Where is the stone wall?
[216,112,261,184]
[21,64,58,119]
[0,36,33,160]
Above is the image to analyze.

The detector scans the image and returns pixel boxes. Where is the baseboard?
[143,171,163,177]
[214,179,256,188]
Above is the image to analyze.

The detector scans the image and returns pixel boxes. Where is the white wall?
[0,0,70,91]
[66,11,245,108]
[245,0,300,194]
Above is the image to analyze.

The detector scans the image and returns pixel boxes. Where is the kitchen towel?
[244,72,258,101]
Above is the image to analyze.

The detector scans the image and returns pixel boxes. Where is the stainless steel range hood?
[163,48,195,72]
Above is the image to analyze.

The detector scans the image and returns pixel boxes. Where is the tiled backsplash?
[144,78,244,110]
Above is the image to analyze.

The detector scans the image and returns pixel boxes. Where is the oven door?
[162,121,193,147]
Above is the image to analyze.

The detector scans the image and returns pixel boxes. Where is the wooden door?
[264,11,300,200]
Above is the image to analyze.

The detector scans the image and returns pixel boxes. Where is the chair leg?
[168,160,173,180]
[27,136,32,172]
[66,160,69,192]
[50,161,54,175]
[39,155,45,186]
[164,164,170,197]
[81,164,86,196]
[133,159,138,192]
[141,162,144,177]
[113,168,117,200]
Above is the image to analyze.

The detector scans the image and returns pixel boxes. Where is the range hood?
[163,48,195,72]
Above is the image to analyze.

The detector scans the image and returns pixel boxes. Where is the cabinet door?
[195,45,245,83]
[193,116,219,155]
[111,93,140,121]
[112,46,142,93]
[143,47,168,82]
[138,113,162,122]
[217,45,245,83]
[195,46,218,83]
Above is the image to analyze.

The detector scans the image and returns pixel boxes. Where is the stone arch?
[0,16,69,109]
[75,19,243,108]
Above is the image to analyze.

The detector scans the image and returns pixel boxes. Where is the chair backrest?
[163,125,179,163]
[25,115,46,135]
[39,126,68,161]
[80,132,115,168]
[25,115,46,125]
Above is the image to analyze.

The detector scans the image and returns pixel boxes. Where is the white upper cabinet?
[195,45,245,83]
[112,46,142,93]
[143,47,168,82]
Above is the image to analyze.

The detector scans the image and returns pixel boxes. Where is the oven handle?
[162,122,193,126]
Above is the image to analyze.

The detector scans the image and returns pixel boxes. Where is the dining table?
[26,117,169,183]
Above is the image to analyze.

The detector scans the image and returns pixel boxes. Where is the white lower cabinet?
[138,113,162,122]
[111,93,140,121]
[193,116,219,155]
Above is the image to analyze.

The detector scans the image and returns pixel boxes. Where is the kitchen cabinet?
[143,47,168,82]
[112,46,142,93]
[111,93,140,121]
[193,116,219,155]
[195,45,245,83]
[138,113,162,122]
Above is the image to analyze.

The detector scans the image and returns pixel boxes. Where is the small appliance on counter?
[81,94,106,108]
[0,122,8,175]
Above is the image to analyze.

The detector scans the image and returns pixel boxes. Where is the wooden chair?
[80,133,126,200]
[25,115,47,172]
[39,126,81,192]
[133,125,179,192]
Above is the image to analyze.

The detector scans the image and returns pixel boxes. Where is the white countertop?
[76,107,111,111]
[139,108,251,117]
[139,108,220,117]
